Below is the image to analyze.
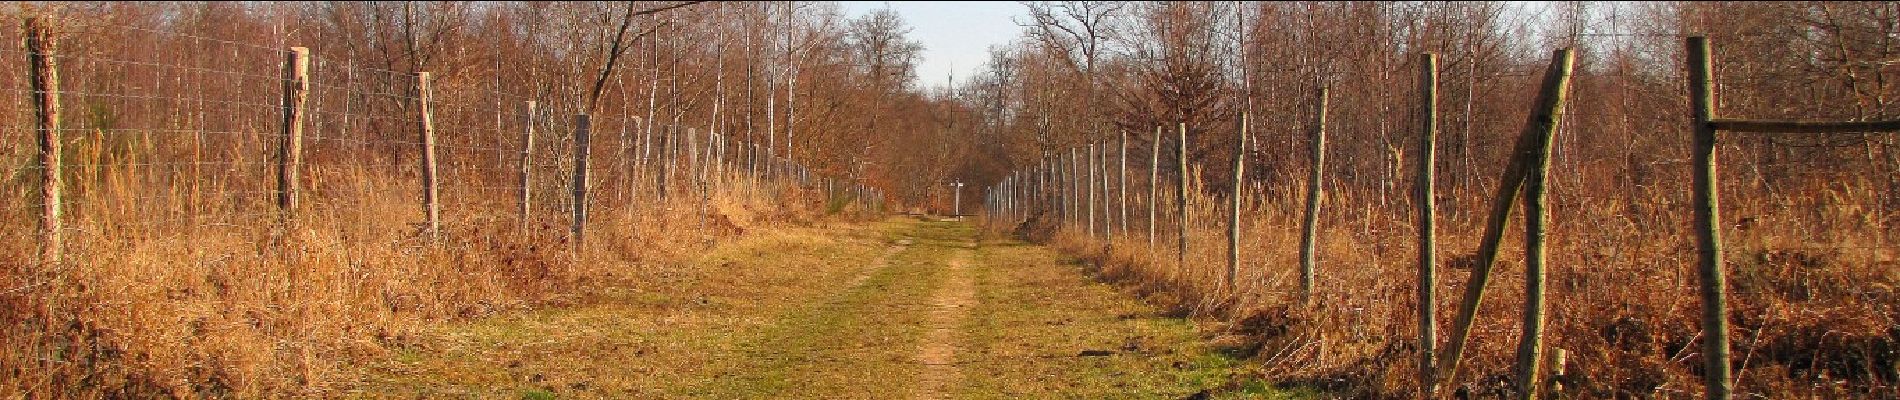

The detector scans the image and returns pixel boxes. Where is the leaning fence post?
[1299,86,1330,304]
[1514,48,1573,400]
[416,72,440,238]
[519,101,537,233]
[572,114,593,246]
[1687,36,1732,400]
[1439,48,1576,388]
[1416,52,1440,399]
[27,16,62,267]
[278,47,309,220]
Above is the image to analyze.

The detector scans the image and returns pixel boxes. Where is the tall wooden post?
[1098,141,1110,238]
[572,114,593,246]
[416,72,440,238]
[1515,48,1573,400]
[27,16,61,266]
[278,47,309,220]
[1416,52,1441,399]
[1149,126,1161,249]
[1119,129,1129,237]
[1687,36,1731,400]
[1088,143,1098,238]
[519,101,537,233]
[1069,147,1080,227]
[1176,122,1190,276]
[1227,113,1247,290]
[1299,87,1330,303]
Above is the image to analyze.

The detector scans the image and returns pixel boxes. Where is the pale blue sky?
[840,1,1028,90]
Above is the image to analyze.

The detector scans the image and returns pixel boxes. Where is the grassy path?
[345,218,1300,399]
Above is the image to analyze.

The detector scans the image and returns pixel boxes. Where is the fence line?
[9,17,889,271]
[982,35,1899,399]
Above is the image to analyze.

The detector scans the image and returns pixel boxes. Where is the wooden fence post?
[1176,122,1189,276]
[1227,113,1247,290]
[1416,52,1440,399]
[1098,141,1110,238]
[520,101,537,233]
[278,47,309,220]
[1438,49,1575,388]
[1088,142,1098,238]
[416,72,440,238]
[1149,126,1161,250]
[1299,87,1330,303]
[27,16,62,267]
[1515,49,1572,400]
[1119,129,1129,238]
[1069,147,1079,227]
[572,114,593,246]
[1687,36,1732,400]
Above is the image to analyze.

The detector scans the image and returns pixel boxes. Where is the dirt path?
[343,219,1295,399]
[913,247,975,399]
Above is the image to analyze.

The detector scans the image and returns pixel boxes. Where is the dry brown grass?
[0,157,877,398]
[1007,174,1898,398]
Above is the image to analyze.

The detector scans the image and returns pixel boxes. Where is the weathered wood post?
[278,47,309,220]
[1438,49,1575,389]
[1119,129,1129,237]
[1416,52,1440,399]
[1176,122,1189,276]
[1069,147,1080,227]
[1088,142,1098,238]
[27,16,61,266]
[1299,87,1330,303]
[1227,113,1246,290]
[416,72,440,238]
[1687,36,1732,400]
[572,114,593,246]
[1098,141,1110,238]
[1504,47,1565,400]
[1149,126,1161,249]
[520,101,537,233]
[1516,50,1567,399]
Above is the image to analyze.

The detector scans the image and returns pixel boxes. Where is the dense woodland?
[1,1,1897,398]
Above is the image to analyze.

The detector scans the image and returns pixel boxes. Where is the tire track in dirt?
[848,243,908,288]
[913,242,976,399]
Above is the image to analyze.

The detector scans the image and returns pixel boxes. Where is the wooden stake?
[1515,48,1573,400]
[1088,142,1097,238]
[416,72,440,238]
[520,101,537,233]
[1228,113,1246,290]
[1439,49,1575,387]
[1299,87,1329,303]
[1070,147,1080,227]
[1177,122,1189,275]
[572,114,593,246]
[1687,36,1731,400]
[27,16,61,267]
[278,47,309,220]
[1119,129,1128,237]
[1417,52,1440,399]
[1149,125,1161,249]
[1098,140,1110,238]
